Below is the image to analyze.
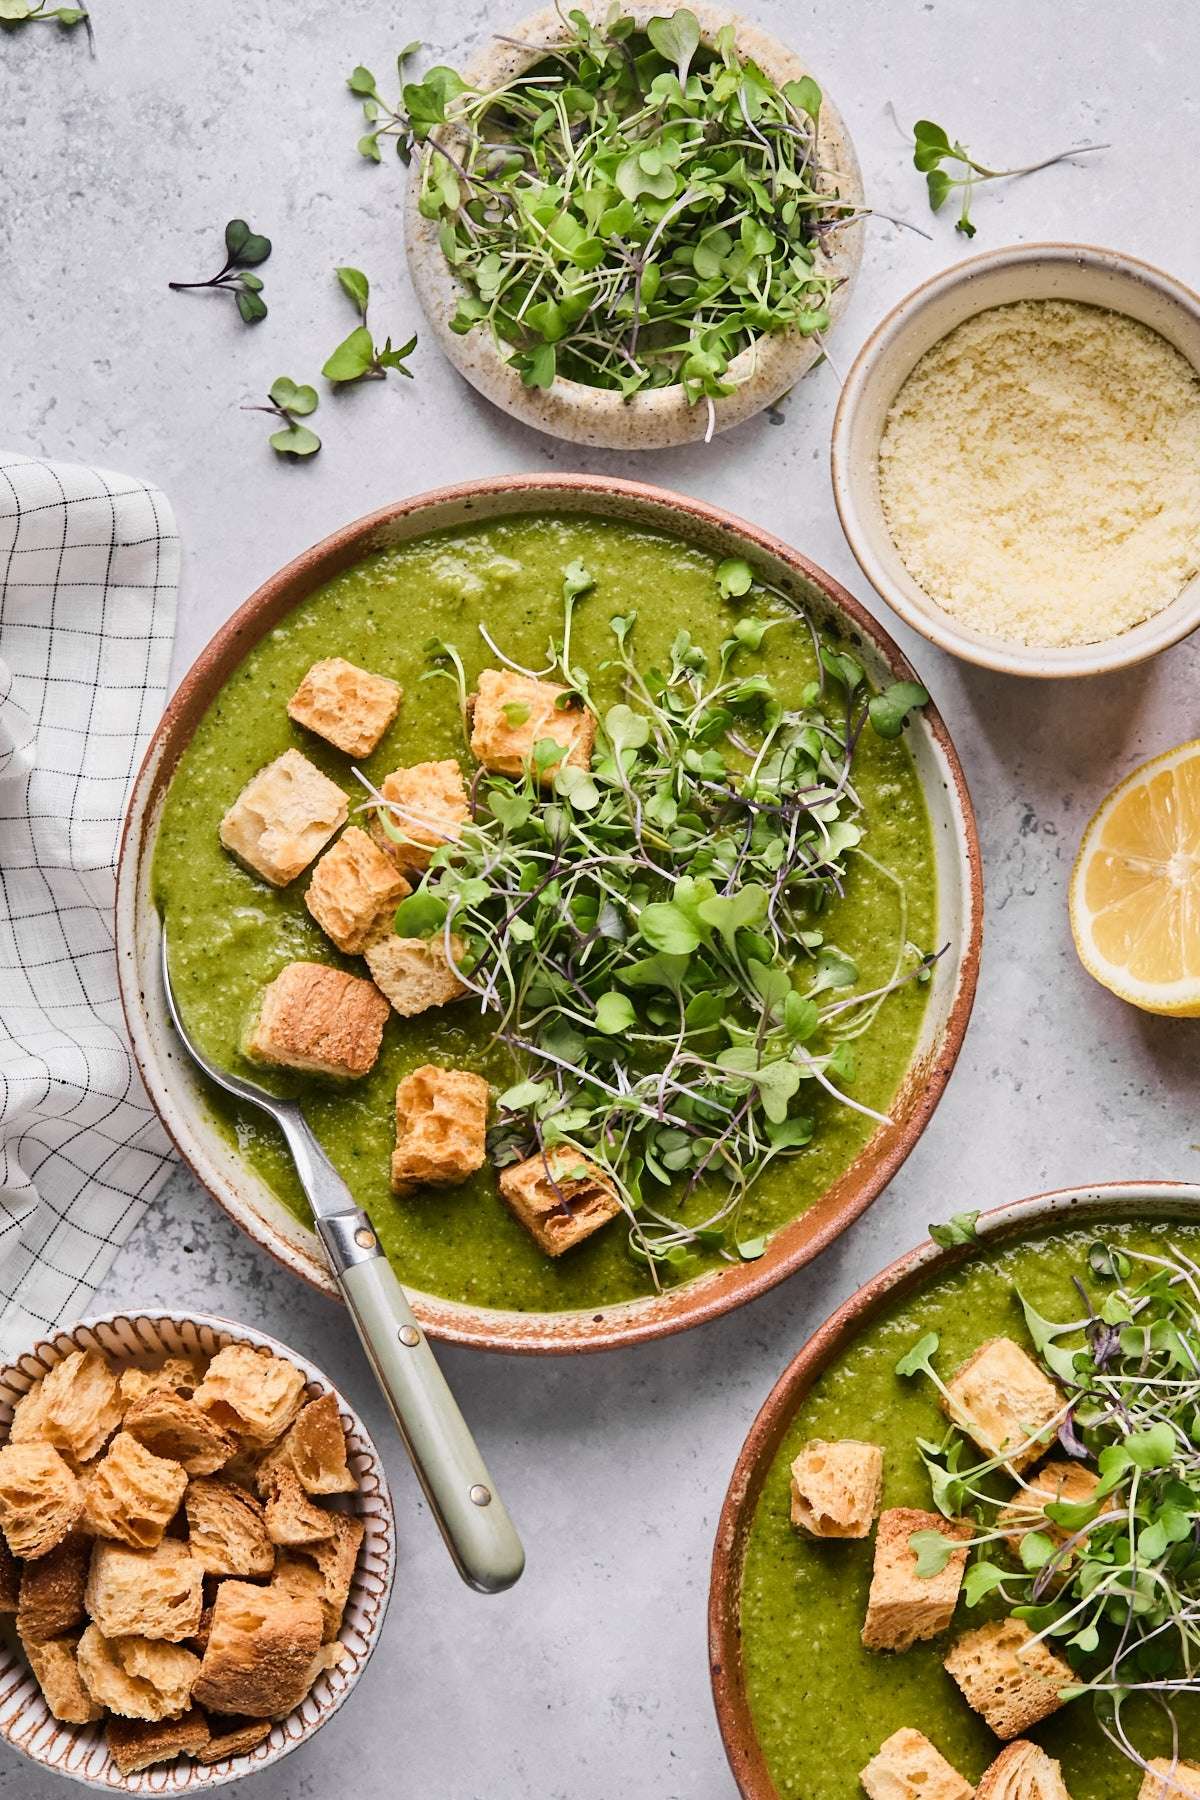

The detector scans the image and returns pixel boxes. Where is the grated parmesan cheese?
[877,299,1200,648]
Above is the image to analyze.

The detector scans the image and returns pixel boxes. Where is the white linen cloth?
[0,451,179,1353]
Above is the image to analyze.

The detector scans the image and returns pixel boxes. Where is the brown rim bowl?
[116,473,982,1354]
[708,1179,1200,1798]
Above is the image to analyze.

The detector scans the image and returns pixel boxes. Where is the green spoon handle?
[317,1211,525,1594]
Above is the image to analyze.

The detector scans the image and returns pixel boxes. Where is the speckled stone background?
[3,2,1199,1795]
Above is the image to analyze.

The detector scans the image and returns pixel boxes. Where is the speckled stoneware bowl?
[116,473,982,1355]
[708,1179,1200,1799]
[831,243,1200,678]
[0,1310,396,1792]
[404,2,864,448]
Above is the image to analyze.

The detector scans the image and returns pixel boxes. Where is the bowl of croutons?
[0,1312,395,1789]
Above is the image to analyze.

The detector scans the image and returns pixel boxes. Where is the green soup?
[739,1219,1200,1797]
[154,514,936,1312]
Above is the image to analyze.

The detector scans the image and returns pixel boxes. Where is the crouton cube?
[365,932,469,1018]
[978,1740,1072,1799]
[244,961,390,1079]
[77,1624,202,1721]
[305,826,411,954]
[192,1580,323,1719]
[498,1148,622,1257]
[185,1477,275,1576]
[219,749,348,887]
[118,1357,203,1409]
[22,1635,103,1724]
[16,1531,89,1642]
[944,1618,1073,1739]
[789,1439,884,1539]
[290,1510,363,1641]
[193,1717,273,1766]
[1140,1760,1200,1798]
[122,1386,236,1477]
[8,1380,50,1444]
[861,1508,972,1652]
[272,1392,356,1497]
[391,1065,489,1196]
[192,1343,307,1447]
[258,1463,336,1548]
[0,1441,84,1559]
[105,1709,211,1776]
[369,759,471,873]
[860,1727,974,1800]
[943,1337,1062,1470]
[287,656,402,758]
[469,669,595,785]
[37,1349,123,1462]
[999,1459,1099,1563]
[85,1539,204,1643]
[83,1431,188,1549]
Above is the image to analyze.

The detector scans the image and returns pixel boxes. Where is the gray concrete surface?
[3,1,1200,1794]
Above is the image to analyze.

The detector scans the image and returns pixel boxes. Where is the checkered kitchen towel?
[0,452,179,1354]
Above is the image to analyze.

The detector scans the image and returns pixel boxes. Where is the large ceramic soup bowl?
[709,1181,1200,1800]
[117,474,981,1354]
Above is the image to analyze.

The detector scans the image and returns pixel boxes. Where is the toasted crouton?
[185,1478,275,1576]
[245,961,390,1079]
[272,1555,339,1641]
[259,1464,336,1548]
[22,1634,103,1723]
[293,1510,363,1639]
[122,1387,236,1477]
[498,1148,623,1257]
[861,1508,972,1652]
[220,749,348,887]
[469,669,595,784]
[193,1716,273,1765]
[1139,1760,1200,1798]
[860,1727,974,1800]
[192,1344,307,1448]
[305,827,412,954]
[105,1708,211,1776]
[287,656,402,758]
[273,1393,356,1497]
[999,1459,1099,1563]
[85,1539,204,1642]
[789,1439,884,1539]
[391,1065,489,1196]
[365,932,469,1017]
[16,1531,89,1642]
[8,1380,50,1444]
[944,1618,1073,1739]
[77,1624,201,1721]
[84,1431,188,1549]
[118,1357,203,1409]
[369,759,470,872]
[0,1534,19,1611]
[0,1440,84,1558]
[37,1349,123,1462]
[977,1739,1072,1799]
[943,1337,1061,1470]
[192,1580,323,1719]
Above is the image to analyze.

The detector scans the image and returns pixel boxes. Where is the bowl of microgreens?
[400,3,864,447]
[711,1180,1200,1798]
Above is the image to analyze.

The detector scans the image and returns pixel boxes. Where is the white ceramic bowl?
[405,2,864,449]
[0,1311,396,1792]
[831,243,1200,678]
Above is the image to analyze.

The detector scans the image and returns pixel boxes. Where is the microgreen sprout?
[928,1209,981,1249]
[909,118,1108,238]
[902,1239,1200,1778]
[321,267,418,384]
[355,10,858,417]
[169,219,272,323]
[355,560,936,1285]
[243,377,320,458]
[348,44,424,163]
[0,0,88,29]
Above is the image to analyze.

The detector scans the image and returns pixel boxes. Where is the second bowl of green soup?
[116,475,981,1352]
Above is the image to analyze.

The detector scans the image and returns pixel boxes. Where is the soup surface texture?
[739,1218,1200,1798]
[155,514,935,1312]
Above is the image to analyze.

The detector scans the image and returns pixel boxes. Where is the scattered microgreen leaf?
[242,377,320,458]
[929,1209,981,1249]
[910,117,1108,238]
[321,265,418,383]
[169,218,272,322]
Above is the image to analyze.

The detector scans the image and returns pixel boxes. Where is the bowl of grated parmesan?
[831,243,1200,677]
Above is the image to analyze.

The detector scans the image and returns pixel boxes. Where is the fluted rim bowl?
[831,242,1200,678]
[404,2,864,449]
[116,472,982,1355]
[707,1179,1200,1799]
[0,1309,396,1791]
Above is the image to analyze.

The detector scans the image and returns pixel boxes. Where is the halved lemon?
[1069,739,1200,1016]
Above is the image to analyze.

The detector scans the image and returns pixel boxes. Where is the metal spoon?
[158,924,524,1595]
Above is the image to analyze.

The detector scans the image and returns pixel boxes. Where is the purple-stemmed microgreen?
[169,218,271,323]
